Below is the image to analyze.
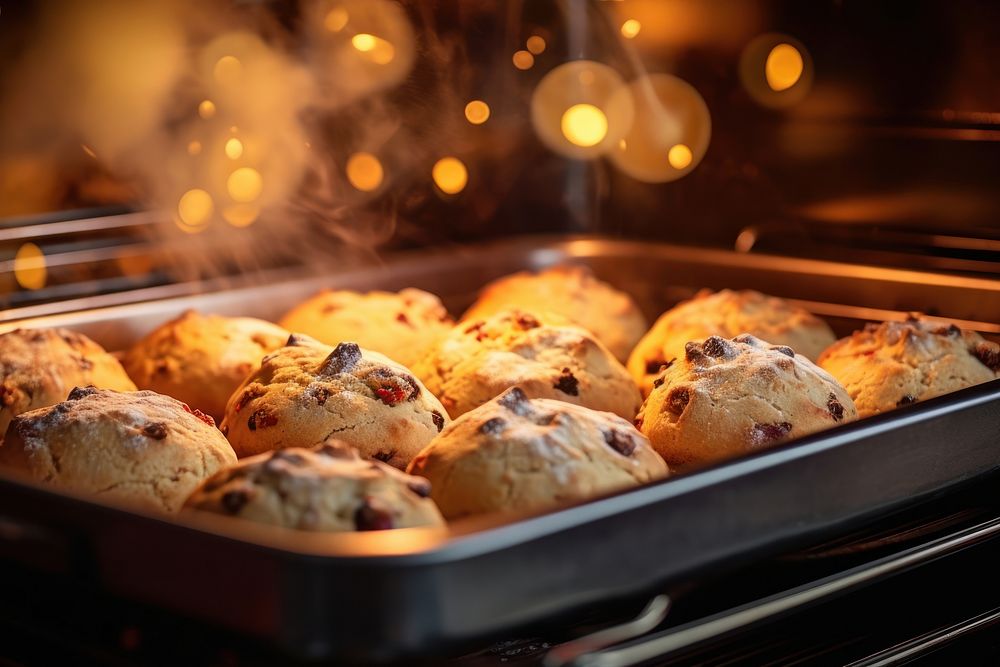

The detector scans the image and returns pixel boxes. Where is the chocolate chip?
[234,384,265,413]
[652,376,665,389]
[431,410,445,431]
[553,368,579,396]
[702,336,733,358]
[67,386,98,401]
[749,421,793,447]
[770,345,795,357]
[827,393,846,422]
[247,409,277,431]
[897,394,917,407]
[354,498,394,531]
[514,313,541,330]
[141,423,168,439]
[645,359,667,375]
[665,387,690,415]
[406,478,432,498]
[309,386,331,406]
[183,404,216,427]
[319,342,362,376]
[497,387,529,413]
[285,333,309,347]
[684,341,706,362]
[604,430,636,456]
[221,489,249,514]
[479,417,506,435]
[396,312,412,327]
[973,342,1000,372]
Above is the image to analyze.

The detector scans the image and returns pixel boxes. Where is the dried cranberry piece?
[183,404,216,427]
[320,342,362,376]
[366,369,419,406]
[141,423,168,440]
[701,336,735,359]
[479,417,506,435]
[431,410,445,432]
[897,394,917,407]
[221,489,250,514]
[247,409,277,431]
[553,368,579,396]
[770,345,795,357]
[665,387,690,415]
[973,342,1000,372]
[749,421,793,447]
[604,430,636,457]
[827,393,846,422]
[354,498,395,531]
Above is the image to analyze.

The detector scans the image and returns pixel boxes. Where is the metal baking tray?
[1,235,998,662]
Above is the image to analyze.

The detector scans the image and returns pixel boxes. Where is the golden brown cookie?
[627,289,836,396]
[818,316,999,418]
[0,387,235,513]
[462,265,647,362]
[221,335,449,469]
[408,388,668,520]
[413,309,642,420]
[185,440,445,531]
[636,334,856,470]
[279,288,453,368]
[123,310,289,420]
[0,328,136,441]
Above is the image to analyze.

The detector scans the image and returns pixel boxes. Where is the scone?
[462,265,646,362]
[628,289,836,396]
[818,316,1000,418]
[185,440,445,531]
[122,310,289,421]
[0,387,236,513]
[407,388,667,519]
[636,334,857,470]
[413,309,642,420]
[0,328,136,440]
[221,335,449,469]
[279,288,453,368]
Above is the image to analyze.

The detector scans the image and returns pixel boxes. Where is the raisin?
[141,423,168,439]
[354,498,394,531]
[320,342,362,376]
[247,409,277,431]
[827,393,846,421]
[221,489,249,514]
[514,313,540,329]
[770,345,795,357]
[701,336,735,359]
[407,479,432,498]
[479,417,506,435]
[652,376,665,389]
[973,342,1000,372]
[665,387,690,415]
[67,386,98,401]
[431,410,445,431]
[684,342,705,362]
[604,430,636,456]
[897,394,917,407]
[749,421,793,447]
[553,368,579,396]
[183,404,216,427]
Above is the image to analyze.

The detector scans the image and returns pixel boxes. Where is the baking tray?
[0,235,998,662]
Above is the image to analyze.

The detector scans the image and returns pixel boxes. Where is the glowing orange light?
[187,141,202,156]
[324,7,349,32]
[225,138,244,160]
[177,189,213,230]
[560,104,608,147]
[765,43,804,91]
[346,152,384,192]
[198,100,216,119]
[512,50,534,70]
[464,100,490,125]
[526,35,546,55]
[351,33,394,64]
[621,19,641,39]
[432,157,468,195]
[227,167,263,203]
[668,144,693,169]
[81,144,97,159]
[14,243,46,290]
[223,204,260,227]
[352,33,376,51]
[213,55,242,85]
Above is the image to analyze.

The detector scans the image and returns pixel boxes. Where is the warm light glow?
[227,167,263,202]
[187,140,202,156]
[621,19,641,39]
[512,50,534,70]
[352,33,376,51]
[14,243,46,291]
[765,43,804,91]
[225,137,244,160]
[464,100,490,125]
[81,144,97,159]
[324,7,349,32]
[560,104,608,147]
[223,204,260,227]
[668,144,693,169]
[346,152,384,192]
[198,100,216,119]
[526,35,546,55]
[351,33,394,64]
[213,55,242,85]
[177,189,213,229]
[432,157,468,195]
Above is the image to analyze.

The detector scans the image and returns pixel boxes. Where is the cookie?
[636,334,857,470]
[0,328,136,441]
[818,316,1000,418]
[221,335,449,469]
[279,288,453,368]
[462,265,646,362]
[185,440,445,531]
[407,388,668,519]
[123,310,289,420]
[0,387,235,513]
[627,289,836,396]
[413,309,642,420]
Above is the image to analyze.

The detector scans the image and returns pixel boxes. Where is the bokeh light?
[198,100,216,119]
[224,137,244,160]
[740,33,813,108]
[177,189,214,230]
[223,203,260,227]
[213,55,242,85]
[227,167,263,202]
[621,19,641,39]
[526,35,546,55]
[512,50,535,70]
[432,157,468,195]
[187,140,202,156]
[667,143,693,169]
[346,152,384,192]
[324,7,349,32]
[465,100,490,125]
[14,243,46,290]
[765,43,804,91]
[561,104,608,147]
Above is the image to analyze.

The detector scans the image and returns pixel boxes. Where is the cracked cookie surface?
[279,288,453,368]
[0,387,235,513]
[221,335,449,469]
[0,328,136,441]
[818,316,999,418]
[407,388,667,519]
[123,310,289,420]
[185,440,444,531]
[627,289,836,397]
[636,334,856,470]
